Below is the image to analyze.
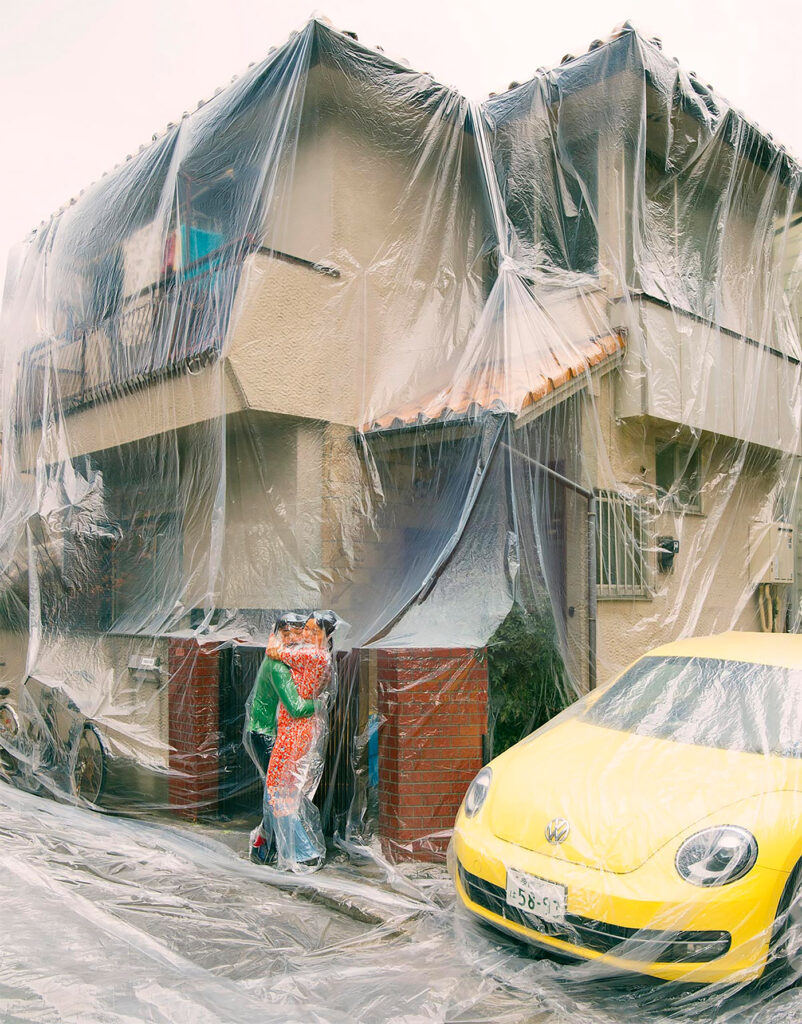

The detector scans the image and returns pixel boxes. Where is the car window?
[585,655,802,756]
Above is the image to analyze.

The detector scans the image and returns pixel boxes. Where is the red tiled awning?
[364,331,626,432]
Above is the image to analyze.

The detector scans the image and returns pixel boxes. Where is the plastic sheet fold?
[1,17,801,1018]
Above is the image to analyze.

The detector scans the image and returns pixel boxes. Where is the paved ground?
[1,782,801,1024]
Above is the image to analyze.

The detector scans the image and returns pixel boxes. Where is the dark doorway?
[218,645,263,818]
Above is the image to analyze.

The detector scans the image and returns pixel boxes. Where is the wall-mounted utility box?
[748,522,795,585]
[128,653,162,678]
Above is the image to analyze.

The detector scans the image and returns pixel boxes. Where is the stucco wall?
[217,413,325,610]
[0,630,28,691]
[226,105,487,428]
[593,135,801,458]
[20,360,241,468]
[22,85,487,465]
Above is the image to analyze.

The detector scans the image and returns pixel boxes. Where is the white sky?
[1,0,800,292]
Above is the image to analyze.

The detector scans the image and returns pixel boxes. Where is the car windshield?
[585,656,802,757]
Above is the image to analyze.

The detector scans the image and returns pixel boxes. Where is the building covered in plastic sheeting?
[1,15,802,997]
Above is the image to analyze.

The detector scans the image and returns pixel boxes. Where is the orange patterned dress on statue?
[265,644,330,816]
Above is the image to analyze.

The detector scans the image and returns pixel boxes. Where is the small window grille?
[595,490,648,599]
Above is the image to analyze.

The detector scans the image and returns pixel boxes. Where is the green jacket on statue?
[247,656,316,737]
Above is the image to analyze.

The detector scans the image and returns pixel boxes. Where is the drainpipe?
[587,493,597,690]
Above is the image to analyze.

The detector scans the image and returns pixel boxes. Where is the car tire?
[777,873,802,977]
[760,861,802,988]
[71,723,106,805]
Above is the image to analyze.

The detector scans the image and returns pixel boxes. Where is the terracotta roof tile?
[364,331,625,431]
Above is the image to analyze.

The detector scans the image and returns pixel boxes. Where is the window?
[595,490,648,599]
[656,442,702,512]
[585,656,802,756]
[538,146,599,275]
[504,133,599,275]
[643,155,720,319]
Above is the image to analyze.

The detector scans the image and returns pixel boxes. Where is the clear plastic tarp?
[1,18,801,1020]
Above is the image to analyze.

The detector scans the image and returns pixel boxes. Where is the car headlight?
[675,826,758,887]
[463,767,492,818]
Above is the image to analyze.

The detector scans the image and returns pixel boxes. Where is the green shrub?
[487,603,571,758]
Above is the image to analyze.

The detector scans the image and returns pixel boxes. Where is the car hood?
[488,717,802,873]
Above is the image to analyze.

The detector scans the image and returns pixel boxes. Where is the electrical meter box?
[748,522,795,585]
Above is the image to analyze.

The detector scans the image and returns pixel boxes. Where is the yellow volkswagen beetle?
[452,632,802,984]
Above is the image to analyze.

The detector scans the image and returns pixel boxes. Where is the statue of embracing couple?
[245,610,337,872]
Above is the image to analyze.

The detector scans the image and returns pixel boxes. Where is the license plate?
[505,868,567,923]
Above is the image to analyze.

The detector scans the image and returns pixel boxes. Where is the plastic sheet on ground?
[5,779,802,1023]
[0,15,801,1019]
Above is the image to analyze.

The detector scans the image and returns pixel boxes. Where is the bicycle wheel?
[0,703,19,780]
[71,723,106,804]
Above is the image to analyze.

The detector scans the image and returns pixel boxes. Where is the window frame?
[656,441,703,513]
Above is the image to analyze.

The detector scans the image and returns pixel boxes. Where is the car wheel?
[762,864,802,987]
[779,877,802,976]
[71,723,106,805]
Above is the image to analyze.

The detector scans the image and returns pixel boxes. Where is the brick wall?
[377,647,488,861]
[167,638,221,818]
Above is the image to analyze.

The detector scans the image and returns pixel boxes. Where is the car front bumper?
[453,813,787,984]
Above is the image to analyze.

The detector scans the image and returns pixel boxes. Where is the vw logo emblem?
[545,817,570,845]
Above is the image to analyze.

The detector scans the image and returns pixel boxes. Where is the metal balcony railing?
[17,243,248,424]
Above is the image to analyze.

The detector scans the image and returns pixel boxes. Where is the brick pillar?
[377,647,488,862]
[168,638,221,818]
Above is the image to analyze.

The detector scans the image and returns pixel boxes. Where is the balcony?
[17,243,249,426]
[614,294,802,455]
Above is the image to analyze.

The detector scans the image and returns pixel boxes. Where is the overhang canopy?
[363,330,625,432]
